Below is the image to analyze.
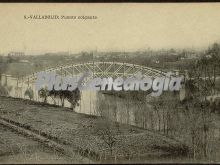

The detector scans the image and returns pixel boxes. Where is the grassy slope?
[0,96,188,163]
[0,125,91,164]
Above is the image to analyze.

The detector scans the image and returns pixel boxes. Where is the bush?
[0,85,12,96]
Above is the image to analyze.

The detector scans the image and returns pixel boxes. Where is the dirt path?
[0,124,92,164]
[0,117,93,162]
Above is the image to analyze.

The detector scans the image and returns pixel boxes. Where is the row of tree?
[92,43,220,161]
[24,87,81,110]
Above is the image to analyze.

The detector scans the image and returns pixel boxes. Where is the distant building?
[205,54,212,59]
[155,60,160,64]
[19,60,29,63]
[8,51,25,56]
[185,52,198,59]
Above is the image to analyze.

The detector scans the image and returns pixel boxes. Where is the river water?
[4,77,187,132]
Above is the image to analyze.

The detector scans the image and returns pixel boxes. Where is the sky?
[0,3,220,55]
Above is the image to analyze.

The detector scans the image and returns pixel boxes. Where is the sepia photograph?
[0,3,220,164]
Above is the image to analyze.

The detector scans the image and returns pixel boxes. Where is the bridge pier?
[1,74,8,86]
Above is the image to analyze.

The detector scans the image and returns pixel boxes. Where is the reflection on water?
[74,91,168,132]
[7,78,175,132]
[6,78,220,141]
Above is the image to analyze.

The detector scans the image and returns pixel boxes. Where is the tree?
[205,43,220,95]
[181,54,215,159]
[48,88,81,109]
[24,88,34,100]
[64,88,81,109]
[0,56,8,81]
[0,85,12,96]
[38,87,49,103]
[207,42,220,59]
[95,118,119,156]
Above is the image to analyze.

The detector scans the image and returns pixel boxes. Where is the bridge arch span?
[22,61,168,83]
